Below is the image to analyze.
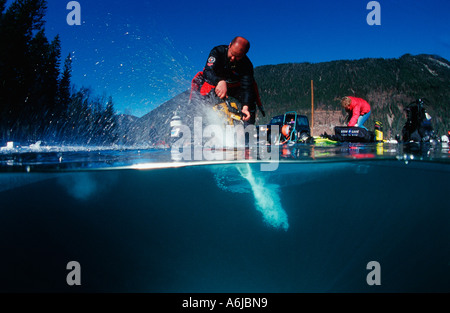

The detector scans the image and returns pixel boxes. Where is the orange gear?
[281,125,291,139]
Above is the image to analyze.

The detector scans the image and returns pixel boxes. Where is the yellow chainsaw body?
[213,101,242,125]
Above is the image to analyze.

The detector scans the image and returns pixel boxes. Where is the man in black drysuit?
[190,36,261,126]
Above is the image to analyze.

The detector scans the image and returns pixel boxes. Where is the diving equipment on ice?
[401,99,435,143]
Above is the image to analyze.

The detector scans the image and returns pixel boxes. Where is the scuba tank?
[170,112,183,144]
[374,121,383,142]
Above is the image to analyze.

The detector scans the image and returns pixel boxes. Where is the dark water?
[0,143,449,293]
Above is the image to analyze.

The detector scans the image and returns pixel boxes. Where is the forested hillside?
[254,54,450,137]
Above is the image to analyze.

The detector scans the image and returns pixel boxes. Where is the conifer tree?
[59,54,72,110]
[0,0,120,144]
[104,96,118,144]
[0,0,47,141]
[58,54,72,140]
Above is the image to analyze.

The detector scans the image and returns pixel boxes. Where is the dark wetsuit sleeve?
[203,47,223,86]
[239,63,255,110]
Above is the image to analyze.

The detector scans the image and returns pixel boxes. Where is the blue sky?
[6,0,450,117]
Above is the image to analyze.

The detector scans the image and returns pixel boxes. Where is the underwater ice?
[236,163,289,231]
[59,173,99,200]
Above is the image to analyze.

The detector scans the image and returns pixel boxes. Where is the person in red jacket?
[341,96,372,129]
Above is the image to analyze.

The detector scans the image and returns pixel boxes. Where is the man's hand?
[241,105,251,122]
[215,80,227,99]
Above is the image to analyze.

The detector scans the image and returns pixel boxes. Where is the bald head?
[228,36,250,62]
[230,36,250,53]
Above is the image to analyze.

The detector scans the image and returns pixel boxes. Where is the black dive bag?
[334,126,374,143]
